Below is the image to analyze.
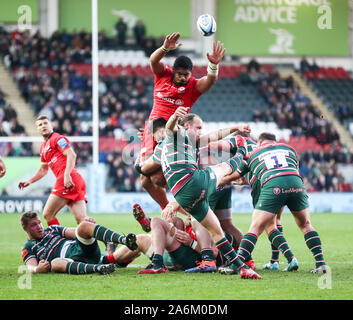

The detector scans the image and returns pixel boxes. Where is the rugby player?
[139,32,225,210]
[138,215,242,274]
[215,138,295,271]
[218,132,327,275]
[139,106,261,279]
[18,116,93,226]
[20,211,137,275]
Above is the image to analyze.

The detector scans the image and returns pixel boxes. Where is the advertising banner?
[59,0,191,37]
[217,0,349,56]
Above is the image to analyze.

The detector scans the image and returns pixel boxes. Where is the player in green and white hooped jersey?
[140,112,254,274]
[218,132,327,275]
[215,137,294,271]
[208,135,257,241]
[178,113,254,270]
[152,106,261,278]
[20,211,137,275]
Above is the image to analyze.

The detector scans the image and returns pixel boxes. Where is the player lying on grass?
[210,136,293,271]
[137,106,261,279]
[20,211,137,275]
[137,214,247,274]
[216,132,327,275]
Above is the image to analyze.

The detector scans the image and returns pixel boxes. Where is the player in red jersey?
[19,115,93,226]
[139,31,226,209]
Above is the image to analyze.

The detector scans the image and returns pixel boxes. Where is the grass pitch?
[0,212,352,300]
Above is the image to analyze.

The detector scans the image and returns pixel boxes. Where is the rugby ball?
[197,14,216,37]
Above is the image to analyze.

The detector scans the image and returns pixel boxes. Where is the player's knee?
[171,217,184,230]
[136,234,150,248]
[76,221,93,239]
[151,216,163,228]
[51,258,68,273]
[42,210,55,222]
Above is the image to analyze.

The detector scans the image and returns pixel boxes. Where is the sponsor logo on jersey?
[156,92,184,105]
[48,156,57,165]
[57,138,69,150]
[273,187,303,194]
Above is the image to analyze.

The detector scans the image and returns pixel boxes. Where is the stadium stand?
[0,28,352,192]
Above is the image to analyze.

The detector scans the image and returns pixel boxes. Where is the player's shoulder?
[155,65,172,79]
[22,239,35,250]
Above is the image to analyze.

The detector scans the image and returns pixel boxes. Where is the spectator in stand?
[115,18,128,47]
[300,56,311,74]
[310,59,319,72]
[134,20,146,47]
[316,126,329,145]
[247,57,260,73]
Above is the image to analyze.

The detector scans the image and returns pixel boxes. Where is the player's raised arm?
[166,106,189,134]
[150,32,182,75]
[18,163,49,190]
[200,123,251,146]
[196,40,226,94]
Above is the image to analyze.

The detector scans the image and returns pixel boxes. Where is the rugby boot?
[282,257,299,272]
[263,261,280,271]
[185,260,217,273]
[133,203,151,232]
[97,264,115,275]
[138,263,166,274]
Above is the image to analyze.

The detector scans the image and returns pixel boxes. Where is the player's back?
[247,142,300,187]
[159,130,198,195]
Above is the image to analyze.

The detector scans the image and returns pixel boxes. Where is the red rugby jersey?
[149,65,203,121]
[40,132,77,178]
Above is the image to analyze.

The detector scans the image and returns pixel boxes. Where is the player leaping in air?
[139,31,225,211]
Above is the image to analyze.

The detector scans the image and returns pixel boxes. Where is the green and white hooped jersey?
[236,142,301,188]
[226,136,258,186]
[153,130,197,196]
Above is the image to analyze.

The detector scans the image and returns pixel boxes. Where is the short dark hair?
[258,132,276,142]
[178,113,198,127]
[20,211,39,227]
[150,117,167,134]
[173,55,193,71]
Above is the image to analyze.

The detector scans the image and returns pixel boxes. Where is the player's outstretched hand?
[175,230,193,247]
[19,181,31,190]
[206,40,226,65]
[163,32,182,51]
[174,106,189,119]
[37,260,51,273]
[234,124,251,135]
[64,174,75,190]
[161,205,175,221]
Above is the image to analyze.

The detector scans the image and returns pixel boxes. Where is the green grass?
[0,212,352,300]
